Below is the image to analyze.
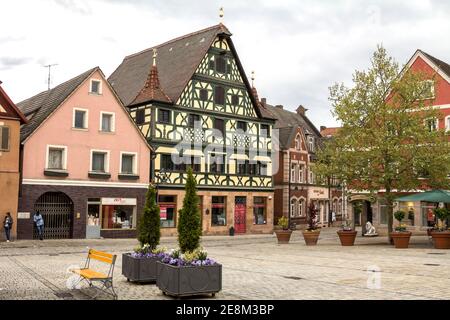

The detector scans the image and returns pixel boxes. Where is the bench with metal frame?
[71,249,117,299]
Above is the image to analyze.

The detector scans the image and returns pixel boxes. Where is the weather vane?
[219,7,224,23]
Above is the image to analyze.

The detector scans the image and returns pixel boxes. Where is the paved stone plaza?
[0,228,449,300]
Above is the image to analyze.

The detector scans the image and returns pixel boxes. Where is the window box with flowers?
[430,208,450,249]
[390,211,412,249]
[274,216,292,244]
[302,203,321,246]
[337,220,358,246]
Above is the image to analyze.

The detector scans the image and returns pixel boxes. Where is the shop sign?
[159,204,175,220]
[18,212,30,219]
[308,188,329,200]
[101,198,137,206]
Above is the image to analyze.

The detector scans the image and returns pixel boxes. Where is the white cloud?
[1,0,449,129]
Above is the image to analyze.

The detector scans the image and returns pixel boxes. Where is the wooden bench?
[71,249,118,299]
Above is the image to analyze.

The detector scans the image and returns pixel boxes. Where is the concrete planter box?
[122,253,161,283]
[156,261,222,297]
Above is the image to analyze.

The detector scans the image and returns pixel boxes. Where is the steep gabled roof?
[263,103,322,152]
[0,81,27,124]
[17,67,97,141]
[420,50,450,79]
[109,24,231,107]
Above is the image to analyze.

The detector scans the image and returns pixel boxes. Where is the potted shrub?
[274,216,292,244]
[390,211,412,249]
[302,202,321,246]
[337,220,357,246]
[122,184,164,283]
[156,167,222,297]
[430,208,450,249]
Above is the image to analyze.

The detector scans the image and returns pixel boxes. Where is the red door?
[234,197,246,234]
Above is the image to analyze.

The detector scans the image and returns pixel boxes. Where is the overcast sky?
[1,0,450,128]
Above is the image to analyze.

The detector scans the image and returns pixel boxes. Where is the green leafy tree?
[138,184,161,249]
[178,167,202,253]
[314,46,450,243]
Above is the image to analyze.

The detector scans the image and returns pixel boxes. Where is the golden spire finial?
[219,7,224,23]
[152,48,158,67]
[251,70,255,87]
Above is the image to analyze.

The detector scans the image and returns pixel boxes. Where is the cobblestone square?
[0,228,449,300]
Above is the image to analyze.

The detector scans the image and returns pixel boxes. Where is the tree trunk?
[386,191,394,245]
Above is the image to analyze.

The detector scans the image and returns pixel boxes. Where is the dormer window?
[90,79,102,95]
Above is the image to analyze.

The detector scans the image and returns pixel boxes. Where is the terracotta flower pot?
[337,231,357,246]
[430,231,450,249]
[391,232,412,249]
[275,230,292,244]
[302,231,320,246]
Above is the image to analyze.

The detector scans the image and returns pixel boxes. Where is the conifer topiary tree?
[178,167,202,253]
[138,184,160,250]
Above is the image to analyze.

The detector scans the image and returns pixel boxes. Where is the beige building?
[0,81,27,240]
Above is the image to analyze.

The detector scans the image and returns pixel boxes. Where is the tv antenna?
[44,64,58,90]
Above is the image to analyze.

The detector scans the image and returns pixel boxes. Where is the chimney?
[275,105,284,109]
[320,126,327,132]
[261,98,266,105]
[296,105,308,116]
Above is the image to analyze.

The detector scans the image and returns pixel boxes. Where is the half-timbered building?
[109,24,275,235]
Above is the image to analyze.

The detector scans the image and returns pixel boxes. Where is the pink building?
[17,67,151,239]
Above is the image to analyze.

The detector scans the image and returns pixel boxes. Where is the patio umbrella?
[396,190,450,203]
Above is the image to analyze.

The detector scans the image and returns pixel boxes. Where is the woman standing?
[33,211,45,240]
[4,212,13,242]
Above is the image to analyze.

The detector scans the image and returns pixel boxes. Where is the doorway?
[234,197,246,234]
[34,192,73,239]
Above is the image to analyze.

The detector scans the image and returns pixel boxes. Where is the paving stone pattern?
[0,229,449,300]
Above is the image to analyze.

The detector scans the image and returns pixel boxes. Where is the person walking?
[33,211,44,240]
[4,212,13,242]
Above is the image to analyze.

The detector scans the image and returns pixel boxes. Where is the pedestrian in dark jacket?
[4,212,13,242]
[33,211,44,240]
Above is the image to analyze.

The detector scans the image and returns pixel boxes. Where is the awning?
[396,190,450,203]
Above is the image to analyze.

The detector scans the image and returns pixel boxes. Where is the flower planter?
[122,253,162,283]
[337,231,358,246]
[302,231,320,246]
[156,261,222,297]
[274,230,292,244]
[430,231,450,249]
[390,232,412,249]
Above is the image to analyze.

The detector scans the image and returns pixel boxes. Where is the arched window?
[290,199,297,218]
[299,198,305,217]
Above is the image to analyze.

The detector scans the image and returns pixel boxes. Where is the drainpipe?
[328,176,332,227]
[288,151,292,228]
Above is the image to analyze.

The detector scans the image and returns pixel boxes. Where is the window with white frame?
[290,199,297,218]
[295,134,301,150]
[91,150,109,173]
[309,166,315,184]
[100,112,115,132]
[425,118,438,132]
[445,116,450,132]
[418,80,435,100]
[299,198,306,217]
[298,164,305,183]
[291,163,297,183]
[73,108,88,129]
[308,136,315,152]
[46,145,67,170]
[121,153,137,174]
[90,79,102,95]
